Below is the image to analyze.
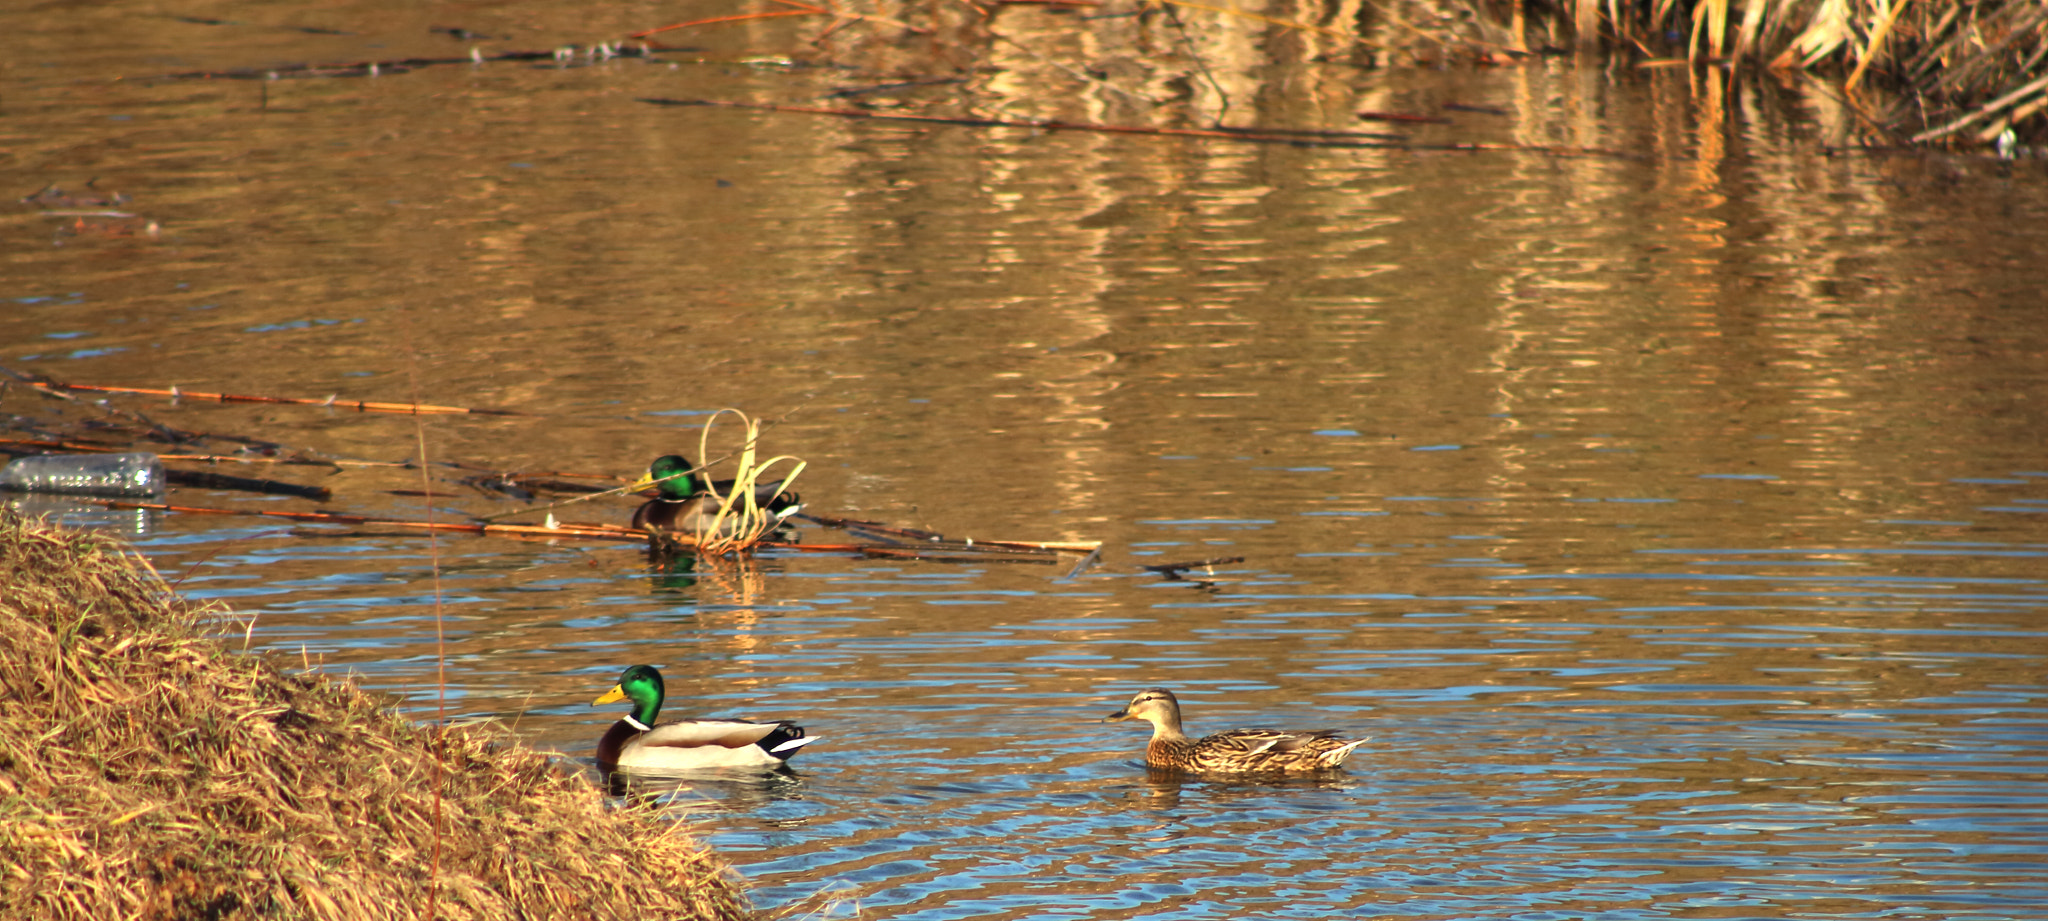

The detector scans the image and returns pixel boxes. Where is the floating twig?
[92,499,1095,565]
[641,97,1644,158]
[1356,110,1453,124]
[30,382,525,416]
[802,513,1103,555]
[0,437,132,454]
[1140,556,1244,575]
[95,501,647,542]
[630,6,827,39]
[802,513,948,543]
[157,47,654,81]
[643,97,1408,146]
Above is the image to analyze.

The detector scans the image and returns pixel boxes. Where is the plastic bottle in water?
[0,452,164,497]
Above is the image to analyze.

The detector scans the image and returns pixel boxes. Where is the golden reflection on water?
[4,5,2047,919]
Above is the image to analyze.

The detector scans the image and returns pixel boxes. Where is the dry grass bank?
[1519,0,2047,146]
[0,510,752,921]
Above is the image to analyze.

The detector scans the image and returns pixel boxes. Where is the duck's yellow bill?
[627,474,656,493]
[593,685,627,705]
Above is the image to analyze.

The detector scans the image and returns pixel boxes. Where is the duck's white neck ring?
[624,716,652,732]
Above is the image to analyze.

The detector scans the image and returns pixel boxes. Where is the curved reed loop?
[691,408,806,556]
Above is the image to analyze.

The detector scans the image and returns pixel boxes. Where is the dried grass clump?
[0,510,753,921]
[677,409,806,557]
[1508,0,2047,146]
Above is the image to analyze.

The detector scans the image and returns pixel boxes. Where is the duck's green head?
[593,664,665,728]
[631,455,700,501]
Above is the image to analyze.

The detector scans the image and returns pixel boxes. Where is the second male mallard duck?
[1104,687,1366,773]
[593,664,818,771]
[629,454,802,537]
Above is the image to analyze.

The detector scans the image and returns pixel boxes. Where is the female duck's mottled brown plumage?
[1103,688,1366,773]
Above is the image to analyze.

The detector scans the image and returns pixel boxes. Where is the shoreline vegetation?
[0,510,753,921]
[1530,0,2047,147]
[114,1,2043,154]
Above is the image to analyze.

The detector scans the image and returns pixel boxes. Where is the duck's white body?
[598,716,817,771]
[593,664,817,772]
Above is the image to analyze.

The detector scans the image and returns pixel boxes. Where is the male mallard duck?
[592,664,817,771]
[629,454,801,537]
[1104,687,1366,773]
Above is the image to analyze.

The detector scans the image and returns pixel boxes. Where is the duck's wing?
[702,477,800,509]
[1207,728,1343,755]
[638,719,792,750]
[615,718,817,770]
[633,495,713,531]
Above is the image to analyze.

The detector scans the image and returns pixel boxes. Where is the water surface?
[5,3,2046,918]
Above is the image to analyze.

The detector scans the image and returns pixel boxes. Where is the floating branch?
[770,542,1074,564]
[640,98,1644,159]
[31,382,525,416]
[0,437,133,454]
[800,513,1100,554]
[1356,110,1453,124]
[4,366,200,445]
[641,97,1409,148]
[629,2,829,40]
[1140,556,1245,574]
[157,46,659,82]
[95,501,648,542]
[91,499,1098,567]
[802,513,949,544]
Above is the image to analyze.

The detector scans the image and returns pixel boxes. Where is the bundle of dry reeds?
[683,410,807,556]
[0,511,752,921]
[1553,0,2047,144]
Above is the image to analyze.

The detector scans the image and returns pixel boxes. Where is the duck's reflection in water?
[1121,764,1360,810]
[602,764,809,815]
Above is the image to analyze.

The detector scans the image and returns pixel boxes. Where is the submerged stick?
[163,469,332,501]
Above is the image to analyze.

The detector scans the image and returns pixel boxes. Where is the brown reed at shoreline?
[0,510,752,921]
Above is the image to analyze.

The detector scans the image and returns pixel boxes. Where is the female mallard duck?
[1104,687,1366,773]
[629,454,802,537]
[592,664,817,771]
